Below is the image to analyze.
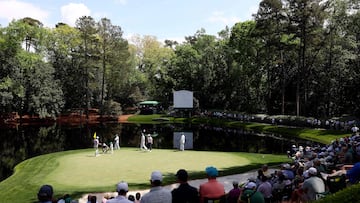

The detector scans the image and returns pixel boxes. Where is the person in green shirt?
[239,182,265,203]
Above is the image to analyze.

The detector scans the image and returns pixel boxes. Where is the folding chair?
[326,174,347,193]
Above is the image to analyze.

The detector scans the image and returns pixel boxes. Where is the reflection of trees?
[0,124,66,181]
[32,125,66,154]
[0,128,26,181]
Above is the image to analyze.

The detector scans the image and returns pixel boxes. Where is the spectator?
[301,167,325,202]
[128,195,135,202]
[238,182,264,203]
[346,162,360,184]
[199,166,225,203]
[89,195,97,203]
[37,184,54,203]
[255,169,264,186]
[227,181,241,203]
[140,171,172,203]
[257,176,272,203]
[281,163,294,180]
[106,181,133,203]
[272,173,290,201]
[261,165,271,178]
[57,194,71,203]
[134,192,141,203]
[171,169,199,203]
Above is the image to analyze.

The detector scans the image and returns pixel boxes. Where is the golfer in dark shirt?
[171,169,199,203]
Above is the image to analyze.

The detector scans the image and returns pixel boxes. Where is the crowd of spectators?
[198,109,360,132]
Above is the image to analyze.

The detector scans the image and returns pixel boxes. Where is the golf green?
[0,147,288,202]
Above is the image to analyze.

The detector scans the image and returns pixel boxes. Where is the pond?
[0,122,315,181]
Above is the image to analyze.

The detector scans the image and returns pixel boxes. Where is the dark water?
[0,122,313,181]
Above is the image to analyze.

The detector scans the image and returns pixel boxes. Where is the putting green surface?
[49,148,249,187]
[0,147,288,202]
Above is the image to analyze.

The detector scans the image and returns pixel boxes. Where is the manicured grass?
[127,114,175,123]
[127,114,351,144]
[227,122,350,144]
[0,148,288,202]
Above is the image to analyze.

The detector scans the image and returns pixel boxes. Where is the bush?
[101,100,122,116]
[315,183,360,203]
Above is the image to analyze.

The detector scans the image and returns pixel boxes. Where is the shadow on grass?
[160,162,284,186]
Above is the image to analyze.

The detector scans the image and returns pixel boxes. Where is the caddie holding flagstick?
[93,132,100,157]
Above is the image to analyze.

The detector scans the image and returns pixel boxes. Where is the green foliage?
[101,100,122,116]
[315,183,360,203]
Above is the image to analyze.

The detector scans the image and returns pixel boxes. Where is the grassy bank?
[127,114,351,144]
[0,148,288,202]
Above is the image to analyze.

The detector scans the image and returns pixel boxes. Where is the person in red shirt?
[199,166,225,202]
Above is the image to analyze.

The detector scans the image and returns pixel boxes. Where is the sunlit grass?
[127,114,350,144]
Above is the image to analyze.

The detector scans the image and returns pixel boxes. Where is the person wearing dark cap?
[199,166,225,203]
[171,169,199,203]
[106,181,133,203]
[227,180,241,203]
[37,184,54,203]
[140,171,172,203]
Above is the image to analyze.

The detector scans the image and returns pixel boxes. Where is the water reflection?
[0,122,313,181]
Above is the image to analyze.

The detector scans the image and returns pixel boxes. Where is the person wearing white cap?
[94,136,100,157]
[301,167,325,201]
[238,182,265,203]
[140,171,172,203]
[106,181,132,203]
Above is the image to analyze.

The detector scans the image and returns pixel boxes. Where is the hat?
[303,170,309,178]
[205,166,218,177]
[38,185,53,199]
[151,171,163,181]
[248,177,256,182]
[116,181,128,192]
[308,167,317,175]
[175,169,188,181]
[245,182,257,189]
[282,163,291,169]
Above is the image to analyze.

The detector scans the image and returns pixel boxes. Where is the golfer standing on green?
[180,134,186,151]
[94,136,99,156]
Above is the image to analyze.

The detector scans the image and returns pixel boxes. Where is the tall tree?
[129,35,174,102]
[1,19,64,118]
[229,21,263,112]
[286,0,327,116]
[76,16,99,119]
[254,0,288,114]
[46,23,83,110]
